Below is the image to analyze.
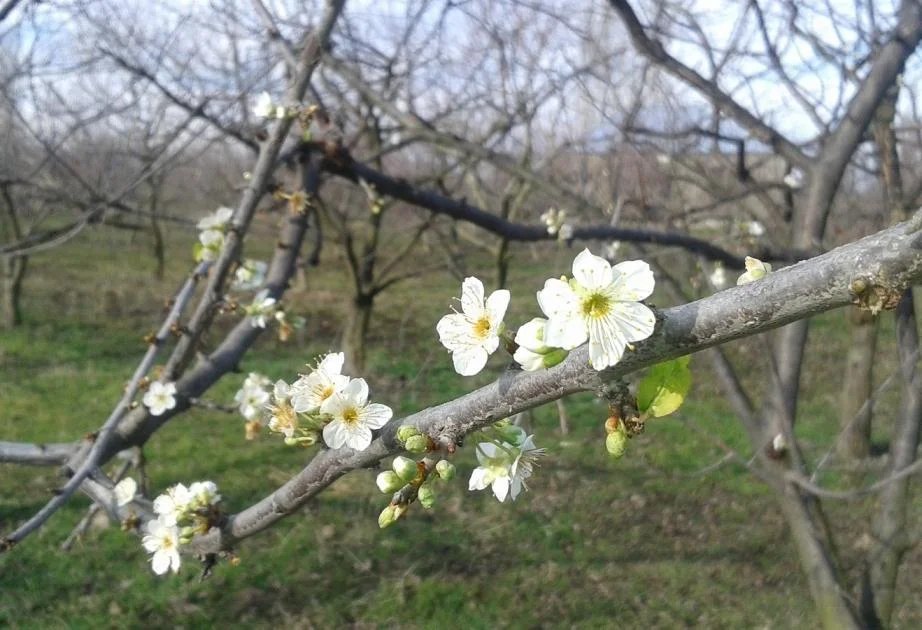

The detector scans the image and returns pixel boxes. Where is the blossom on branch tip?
[188,481,221,508]
[468,435,545,503]
[153,483,190,527]
[320,378,393,451]
[234,379,271,421]
[196,206,234,232]
[436,277,510,376]
[233,259,268,291]
[541,207,567,236]
[113,478,138,507]
[246,290,277,328]
[709,265,729,290]
[513,318,567,371]
[142,518,181,575]
[291,353,350,413]
[537,248,656,370]
[737,256,772,285]
[143,381,177,417]
[197,229,225,262]
[253,91,276,119]
[267,380,299,438]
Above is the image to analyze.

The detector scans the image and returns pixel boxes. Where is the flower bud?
[404,434,430,453]
[392,456,419,483]
[542,348,569,369]
[378,505,398,529]
[376,471,404,494]
[418,485,435,509]
[435,459,456,481]
[396,425,420,443]
[606,430,628,459]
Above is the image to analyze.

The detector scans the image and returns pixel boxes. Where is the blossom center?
[341,407,360,426]
[472,316,492,340]
[160,536,175,550]
[581,292,612,319]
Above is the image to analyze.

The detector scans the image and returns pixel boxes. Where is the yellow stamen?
[472,316,492,339]
[581,293,612,319]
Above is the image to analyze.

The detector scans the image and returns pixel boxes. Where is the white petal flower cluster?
[245,289,278,328]
[233,259,268,291]
[469,433,545,503]
[260,353,394,452]
[436,277,510,376]
[144,480,222,575]
[252,91,287,120]
[540,207,574,240]
[194,207,234,263]
[143,381,177,417]
[537,249,656,370]
[737,256,772,285]
[234,372,272,421]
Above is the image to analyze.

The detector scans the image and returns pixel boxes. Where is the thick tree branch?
[183,216,922,554]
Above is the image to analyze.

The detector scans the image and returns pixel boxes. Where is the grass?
[1,219,921,628]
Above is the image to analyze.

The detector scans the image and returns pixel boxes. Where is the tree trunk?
[1,253,27,328]
[861,291,922,627]
[341,293,374,375]
[837,308,878,460]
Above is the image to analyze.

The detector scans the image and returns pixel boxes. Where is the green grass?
[1,221,921,628]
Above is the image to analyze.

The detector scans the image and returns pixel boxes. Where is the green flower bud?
[378,505,398,529]
[392,456,419,483]
[435,459,456,481]
[606,429,628,459]
[396,425,420,443]
[418,485,435,509]
[376,471,404,494]
[404,434,430,453]
[542,348,569,369]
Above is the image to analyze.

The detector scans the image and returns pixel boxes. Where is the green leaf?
[636,355,691,418]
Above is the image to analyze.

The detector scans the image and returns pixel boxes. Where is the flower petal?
[460,277,485,316]
[360,403,393,429]
[319,352,345,375]
[151,550,171,575]
[572,249,613,290]
[485,289,510,324]
[436,313,473,351]
[344,426,373,451]
[514,318,548,353]
[536,278,578,320]
[492,476,510,502]
[610,301,656,343]
[322,421,348,449]
[587,313,629,370]
[514,346,545,371]
[469,467,490,491]
[612,260,655,301]
[452,345,489,376]
[543,316,587,350]
[342,377,369,406]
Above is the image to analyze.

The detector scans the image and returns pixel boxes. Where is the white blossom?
[436,277,510,376]
[198,229,225,262]
[246,289,277,328]
[468,435,545,503]
[320,378,393,451]
[234,378,271,420]
[233,259,268,291]
[558,223,575,241]
[153,483,191,527]
[143,382,177,417]
[196,206,234,232]
[187,481,221,507]
[536,249,656,370]
[737,256,773,285]
[541,207,567,236]
[267,380,299,438]
[709,265,729,290]
[142,518,182,575]
[291,352,350,413]
[513,318,557,372]
[113,478,138,507]
[603,241,622,260]
[253,91,275,119]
